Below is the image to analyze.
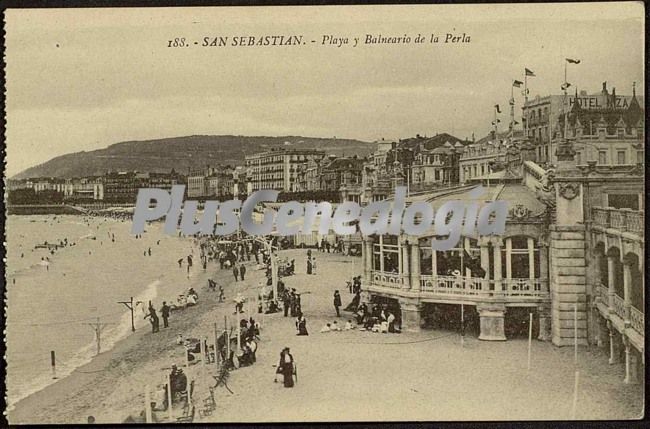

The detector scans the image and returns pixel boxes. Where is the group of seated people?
[320,320,355,332]
[354,303,400,333]
[237,318,260,367]
[214,317,260,369]
[175,288,199,309]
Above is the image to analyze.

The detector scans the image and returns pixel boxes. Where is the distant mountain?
[12,135,376,179]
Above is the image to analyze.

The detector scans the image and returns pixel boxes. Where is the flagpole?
[562,58,569,139]
[524,72,528,139]
[510,84,515,140]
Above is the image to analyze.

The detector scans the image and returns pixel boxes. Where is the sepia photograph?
[2,2,646,424]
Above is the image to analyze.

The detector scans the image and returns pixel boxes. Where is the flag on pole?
[494,104,501,113]
[561,82,572,90]
[525,68,535,76]
[513,80,523,87]
[566,58,581,64]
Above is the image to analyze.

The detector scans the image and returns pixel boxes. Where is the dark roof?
[322,157,364,171]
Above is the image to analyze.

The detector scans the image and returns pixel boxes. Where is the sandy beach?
[7,247,643,423]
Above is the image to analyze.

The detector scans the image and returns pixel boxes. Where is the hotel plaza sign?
[568,95,635,110]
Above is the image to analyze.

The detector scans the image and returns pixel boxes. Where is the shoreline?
[5,215,188,411]
[7,240,234,424]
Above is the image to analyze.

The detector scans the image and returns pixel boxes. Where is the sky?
[4,3,645,176]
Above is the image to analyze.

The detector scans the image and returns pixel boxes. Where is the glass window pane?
[511,253,529,278]
[383,252,399,273]
[420,247,432,275]
[510,236,528,249]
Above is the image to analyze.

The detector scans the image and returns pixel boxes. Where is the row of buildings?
[8,82,644,208]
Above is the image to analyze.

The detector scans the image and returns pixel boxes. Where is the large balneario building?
[361,132,644,383]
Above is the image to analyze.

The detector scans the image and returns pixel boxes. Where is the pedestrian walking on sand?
[283,290,291,317]
[296,313,309,336]
[161,301,170,328]
[233,265,239,282]
[145,302,160,333]
[240,264,247,281]
[334,290,342,317]
[276,347,295,388]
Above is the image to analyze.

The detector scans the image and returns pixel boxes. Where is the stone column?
[399,298,422,332]
[622,336,639,384]
[596,313,608,348]
[477,302,507,341]
[623,262,632,327]
[401,238,410,290]
[493,240,503,294]
[537,302,552,341]
[607,320,621,364]
[607,255,616,312]
[479,238,490,292]
[539,243,549,292]
[431,248,437,278]
[527,237,535,280]
[409,239,421,293]
[505,238,512,281]
[363,237,373,288]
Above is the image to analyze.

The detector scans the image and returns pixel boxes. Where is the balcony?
[595,288,644,339]
[370,271,548,302]
[592,207,644,235]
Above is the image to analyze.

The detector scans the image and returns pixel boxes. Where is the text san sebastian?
[202,35,304,47]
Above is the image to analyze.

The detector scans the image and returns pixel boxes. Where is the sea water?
[5,215,198,409]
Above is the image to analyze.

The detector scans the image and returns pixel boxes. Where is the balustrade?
[374,271,548,300]
[630,306,644,335]
[598,284,609,304]
[592,207,643,235]
[592,207,609,228]
[612,294,626,319]
[609,210,626,230]
[625,211,643,234]
[372,272,404,289]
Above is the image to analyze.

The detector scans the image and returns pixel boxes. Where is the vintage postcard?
[3,3,645,424]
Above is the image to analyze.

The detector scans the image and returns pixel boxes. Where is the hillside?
[12,135,376,179]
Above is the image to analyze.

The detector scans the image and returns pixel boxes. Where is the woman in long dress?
[296,313,309,336]
[278,348,294,388]
[344,291,361,312]
[306,257,312,275]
